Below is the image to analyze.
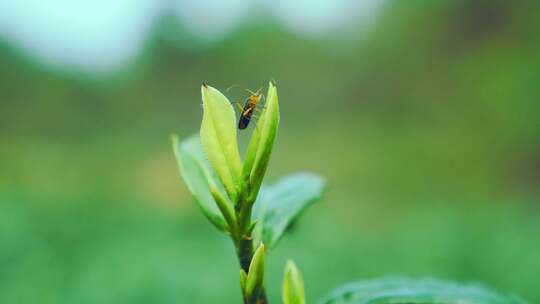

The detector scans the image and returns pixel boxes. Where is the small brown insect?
[238,92,262,129]
[228,85,264,130]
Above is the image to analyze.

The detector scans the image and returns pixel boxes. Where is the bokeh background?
[1,0,539,303]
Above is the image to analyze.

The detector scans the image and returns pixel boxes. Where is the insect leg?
[231,100,244,112]
[254,105,268,113]
[254,95,266,109]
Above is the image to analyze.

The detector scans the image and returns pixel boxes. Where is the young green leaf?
[318,277,527,304]
[239,269,248,294]
[252,173,326,248]
[200,84,242,202]
[172,134,227,231]
[282,260,305,304]
[245,243,265,303]
[243,81,280,202]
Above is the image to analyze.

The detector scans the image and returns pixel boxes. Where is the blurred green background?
[1,0,539,303]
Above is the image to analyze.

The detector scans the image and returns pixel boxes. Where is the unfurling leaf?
[243,81,280,202]
[200,84,242,202]
[252,173,326,248]
[283,260,305,304]
[245,243,265,302]
[318,277,527,304]
[172,134,227,231]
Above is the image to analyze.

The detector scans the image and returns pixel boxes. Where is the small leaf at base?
[283,260,305,304]
[245,243,266,302]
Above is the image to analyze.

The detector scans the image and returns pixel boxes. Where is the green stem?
[237,236,253,273]
[236,200,252,271]
[233,194,268,304]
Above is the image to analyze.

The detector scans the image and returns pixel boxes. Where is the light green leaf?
[243,81,280,202]
[200,84,242,202]
[245,243,265,303]
[318,277,527,304]
[252,173,326,248]
[283,260,305,304]
[172,134,227,232]
[239,269,248,294]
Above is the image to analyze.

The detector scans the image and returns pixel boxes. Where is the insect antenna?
[226,84,263,96]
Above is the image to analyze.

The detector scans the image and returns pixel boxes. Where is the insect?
[228,86,265,130]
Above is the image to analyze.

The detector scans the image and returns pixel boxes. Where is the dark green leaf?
[252,173,326,248]
[318,277,527,304]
